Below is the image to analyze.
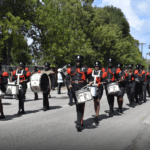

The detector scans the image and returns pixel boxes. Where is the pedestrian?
[66,63,74,105]
[57,68,63,94]
[67,55,92,132]
[41,62,54,111]
[134,65,145,105]
[126,64,136,108]
[31,66,41,100]
[11,62,31,114]
[0,63,8,119]
[90,61,103,124]
[116,63,128,113]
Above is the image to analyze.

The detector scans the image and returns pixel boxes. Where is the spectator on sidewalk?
[57,68,63,94]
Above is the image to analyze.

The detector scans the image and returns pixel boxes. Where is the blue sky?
[28,0,150,59]
[92,0,150,59]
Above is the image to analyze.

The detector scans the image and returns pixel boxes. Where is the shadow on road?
[49,106,62,110]
[104,107,129,116]
[0,109,41,121]
[2,103,11,105]
[53,96,69,99]
[25,98,43,102]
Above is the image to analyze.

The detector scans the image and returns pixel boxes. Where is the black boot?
[94,116,99,124]
[132,101,135,108]
[43,106,47,111]
[76,125,82,132]
[0,116,5,119]
[109,110,114,117]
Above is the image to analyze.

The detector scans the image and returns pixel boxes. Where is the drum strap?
[92,70,101,85]
[107,68,115,81]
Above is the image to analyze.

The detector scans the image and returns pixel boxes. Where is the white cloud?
[101,0,145,31]
[137,1,148,13]
[95,0,150,56]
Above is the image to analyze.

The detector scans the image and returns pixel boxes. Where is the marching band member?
[134,65,145,105]
[90,61,103,124]
[49,68,56,98]
[126,64,136,108]
[141,66,148,102]
[41,62,54,111]
[147,66,150,97]
[66,63,73,106]
[123,64,128,72]
[116,64,128,113]
[23,64,31,101]
[11,62,31,114]
[67,55,92,132]
[101,58,117,117]
[0,63,8,119]
[31,66,41,100]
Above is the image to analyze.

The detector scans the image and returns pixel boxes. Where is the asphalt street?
[0,88,150,150]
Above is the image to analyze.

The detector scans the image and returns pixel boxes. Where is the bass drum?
[30,73,49,93]
[6,84,19,95]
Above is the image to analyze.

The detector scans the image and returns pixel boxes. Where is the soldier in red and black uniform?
[0,63,8,119]
[101,58,117,117]
[90,61,103,124]
[67,55,92,132]
[141,66,148,102]
[126,64,137,108]
[147,66,150,97]
[134,65,145,105]
[11,62,31,114]
[116,64,128,113]
[66,63,74,106]
[24,64,31,101]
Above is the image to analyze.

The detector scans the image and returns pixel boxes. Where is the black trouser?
[66,83,73,103]
[126,86,135,105]
[106,95,114,113]
[18,88,26,112]
[135,83,143,102]
[57,83,63,94]
[143,82,148,101]
[34,92,38,98]
[72,91,85,126]
[147,83,150,97]
[43,89,50,109]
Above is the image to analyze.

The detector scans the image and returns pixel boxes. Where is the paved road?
[0,89,150,150]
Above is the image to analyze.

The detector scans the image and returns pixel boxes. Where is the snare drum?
[75,88,93,104]
[107,82,120,95]
[89,86,98,97]
[5,84,19,95]
[30,73,49,93]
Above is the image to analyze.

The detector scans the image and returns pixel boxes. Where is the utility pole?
[147,45,150,70]
[139,43,146,65]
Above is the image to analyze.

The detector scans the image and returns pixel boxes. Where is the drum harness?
[16,69,26,90]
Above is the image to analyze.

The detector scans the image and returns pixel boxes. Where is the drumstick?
[81,82,94,89]
[81,82,106,89]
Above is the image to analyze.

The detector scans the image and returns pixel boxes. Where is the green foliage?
[0,0,146,68]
